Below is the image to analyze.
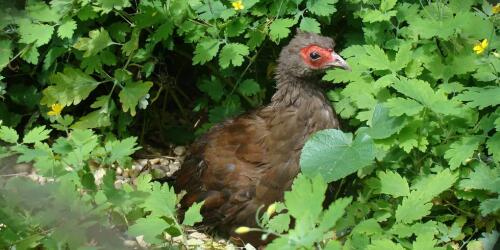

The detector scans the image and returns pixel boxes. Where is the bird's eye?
[309,51,321,60]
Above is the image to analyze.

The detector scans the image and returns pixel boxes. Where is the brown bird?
[173,31,350,246]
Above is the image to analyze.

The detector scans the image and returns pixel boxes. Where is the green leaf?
[366,104,406,139]
[362,9,397,23]
[306,0,338,16]
[122,28,140,56]
[479,197,500,215]
[26,0,61,23]
[73,28,113,57]
[299,17,321,34]
[0,126,19,144]
[367,239,405,250]
[267,213,291,233]
[219,43,249,68]
[57,19,77,39]
[413,233,441,250]
[318,197,352,232]
[384,98,423,117]
[20,46,40,64]
[444,136,484,170]
[378,171,410,197]
[198,77,225,102]
[459,164,499,193]
[118,81,153,116]
[97,0,131,13]
[127,216,169,244]
[141,182,177,217]
[486,133,500,163]
[18,19,54,47]
[41,67,100,106]
[105,137,139,164]
[380,0,397,11]
[392,43,412,71]
[193,38,221,65]
[300,129,375,182]
[238,79,261,96]
[285,174,326,220]
[269,18,296,43]
[182,201,204,226]
[194,0,227,21]
[455,87,500,110]
[359,45,391,71]
[23,126,51,144]
[0,40,12,70]
[396,194,433,224]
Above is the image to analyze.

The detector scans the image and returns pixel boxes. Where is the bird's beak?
[328,52,351,71]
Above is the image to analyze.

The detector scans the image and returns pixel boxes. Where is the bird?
[173,30,350,246]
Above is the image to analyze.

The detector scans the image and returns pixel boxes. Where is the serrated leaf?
[194,0,227,21]
[182,201,204,226]
[380,0,397,11]
[41,67,100,106]
[57,19,76,39]
[479,197,500,215]
[97,0,131,13]
[378,171,410,197]
[198,78,225,102]
[444,136,484,170]
[318,197,352,232]
[238,79,260,96]
[119,81,153,116]
[269,18,296,43]
[362,9,397,23]
[0,126,19,144]
[306,0,338,16]
[359,45,391,71]
[455,87,500,110]
[459,164,499,193]
[284,174,326,220]
[105,137,139,164]
[219,43,249,68]
[300,129,375,182]
[193,38,221,65]
[396,194,433,224]
[299,17,321,33]
[392,43,412,71]
[122,28,140,56]
[73,28,113,57]
[127,216,169,244]
[267,213,291,233]
[18,19,54,47]
[141,182,177,217]
[367,239,405,250]
[23,126,51,144]
[384,98,423,117]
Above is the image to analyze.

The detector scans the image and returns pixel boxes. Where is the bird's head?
[277,30,350,79]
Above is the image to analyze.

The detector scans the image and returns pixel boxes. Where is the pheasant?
[173,31,350,246]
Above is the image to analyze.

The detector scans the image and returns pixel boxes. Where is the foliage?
[1,0,499,249]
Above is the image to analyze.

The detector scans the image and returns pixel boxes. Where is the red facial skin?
[299,45,334,69]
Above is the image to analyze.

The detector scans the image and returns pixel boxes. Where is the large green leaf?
[300,129,375,182]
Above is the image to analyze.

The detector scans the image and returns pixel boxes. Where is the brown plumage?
[173,31,350,246]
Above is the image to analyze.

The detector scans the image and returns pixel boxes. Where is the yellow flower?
[473,39,488,55]
[47,103,63,116]
[232,0,244,11]
[234,226,250,234]
[493,4,500,14]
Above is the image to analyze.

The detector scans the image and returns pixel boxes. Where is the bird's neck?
[271,73,325,107]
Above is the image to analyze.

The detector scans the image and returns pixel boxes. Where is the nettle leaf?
[23,126,51,144]
[384,97,423,117]
[119,81,153,116]
[238,79,260,96]
[459,163,499,193]
[306,0,338,16]
[366,104,406,139]
[17,19,54,47]
[182,201,204,226]
[219,43,249,68]
[41,68,100,106]
[57,19,77,39]
[299,17,321,34]
[455,87,500,110]
[378,171,410,197]
[127,216,169,244]
[73,28,113,57]
[269,18,296,43]
[300,129,375,182]
[0,126,19,144]
[193,37,221,65]
[444,136,484,170]
[0,40,12,70]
